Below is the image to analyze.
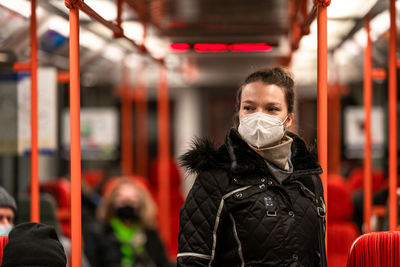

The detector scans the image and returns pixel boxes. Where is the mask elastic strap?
[281,116,289,125]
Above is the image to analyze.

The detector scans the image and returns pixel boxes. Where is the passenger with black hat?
[1,222,67,267]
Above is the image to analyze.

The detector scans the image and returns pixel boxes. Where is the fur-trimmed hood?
[180,129,322,178]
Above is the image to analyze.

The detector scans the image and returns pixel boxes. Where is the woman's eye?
[243,106,252,111]
[268,107,279,112]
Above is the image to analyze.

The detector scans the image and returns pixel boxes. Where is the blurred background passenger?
[0,187,17,236]
[94,177,171,267]
[0,222,67,267]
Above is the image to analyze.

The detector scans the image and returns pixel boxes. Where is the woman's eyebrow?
[242,100,255,104]
[266,102,282,106]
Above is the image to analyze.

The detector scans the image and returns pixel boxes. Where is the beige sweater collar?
[249,135,293,171]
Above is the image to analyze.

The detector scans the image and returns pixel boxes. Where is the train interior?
[0,0,399,266]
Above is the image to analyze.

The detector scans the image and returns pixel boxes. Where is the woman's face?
[238,81,292,128]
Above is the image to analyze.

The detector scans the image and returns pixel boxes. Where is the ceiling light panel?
[83,0,117,21]
[47,16,70,36]
[328,0,378,19]
[80,30,106,51]
[370,10,390,41]
[353,28,367,48]
[50,0,117,21]
[0,0,44,18]
[122,21,144,45]
[103,44,124,62]
[0,0,31,17]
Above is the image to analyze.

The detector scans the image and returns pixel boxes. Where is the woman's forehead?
[115,185,138,196]
[241,82,286,102]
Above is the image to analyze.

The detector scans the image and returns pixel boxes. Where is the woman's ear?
[284,113,294,130]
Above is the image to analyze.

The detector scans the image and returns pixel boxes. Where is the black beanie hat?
[1,222,67,267]
[0,187,16,214]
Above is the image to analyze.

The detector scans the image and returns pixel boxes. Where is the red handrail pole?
[157,65,171,245]
[363,16,373,233]
[121,89,133,175]
[57,71,70,83]
[292,4,317,50]
[135,64,148,178]
[68,4,82,267]
[116,0,122,27]
[388,0,398,231]
[316,0,329,252]
[13,62,31,72]
[317,0,328,197]
[30,0,39,223]
[302,6,317,35]
[65,0,160,63]
[114,0,124,38]
[121,64,133,176]
[14,63,69,83]
[79,1,123,36]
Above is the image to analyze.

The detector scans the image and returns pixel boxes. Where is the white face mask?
[238,112,287,148]
[0,224,13,236]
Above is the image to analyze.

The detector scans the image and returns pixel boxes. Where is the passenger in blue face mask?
[94,178,171,267]
[178,67,327,267]
[0,187,17,236]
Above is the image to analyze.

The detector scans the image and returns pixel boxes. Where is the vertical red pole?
[135,64,148,178]
[116,0,122,27]
[363,16,373,233]
[136,19,148,177]
[388,0,398,231]
[69,6,82,267]
[157,65,171,246]
[30,0,40,223]
[121,64,133,176]
[316,0,328,233]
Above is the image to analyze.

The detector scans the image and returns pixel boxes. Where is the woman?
[94,178,171,267]
[177,67,326,267]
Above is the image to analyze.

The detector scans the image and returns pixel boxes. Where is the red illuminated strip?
[168,22,187,28]
[169,43,273,53]
[229,43,272,52]
[169,43,190,52]
[193,43,228,52]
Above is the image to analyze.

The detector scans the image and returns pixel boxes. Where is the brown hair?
[233,67,295,128]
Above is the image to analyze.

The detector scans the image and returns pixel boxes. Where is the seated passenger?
[1,222,67,267]
[0,187,17,236]
[95,178,171,267]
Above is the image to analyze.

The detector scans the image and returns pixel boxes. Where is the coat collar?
[180,129,322,179]
[225,129,322,177]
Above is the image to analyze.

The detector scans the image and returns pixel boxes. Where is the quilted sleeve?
[177,171,224,267]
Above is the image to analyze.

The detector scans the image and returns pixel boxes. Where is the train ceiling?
[0,0,399,97]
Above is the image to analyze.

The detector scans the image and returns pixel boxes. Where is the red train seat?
[40,178,71,237]
[328,222,360,267]
[327,175,360,267]
[82,169,104,189]
[346,167,385,193]
[328,174,353,220]
[0,235,9,264]
[347,231,400,267]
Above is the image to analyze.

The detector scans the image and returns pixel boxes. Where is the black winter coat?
[177,129,326,267]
